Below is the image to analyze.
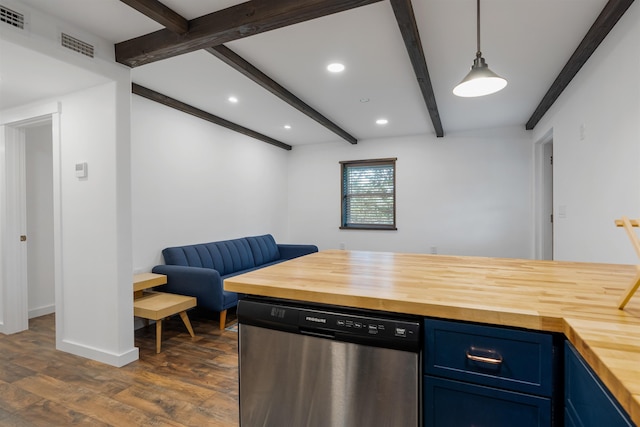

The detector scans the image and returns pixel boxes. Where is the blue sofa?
[152,234,318,329]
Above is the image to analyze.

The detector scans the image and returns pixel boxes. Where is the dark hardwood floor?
[0,311,239,426]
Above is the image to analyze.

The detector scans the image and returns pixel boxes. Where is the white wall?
[131,102,533,267]
[131,96,290,273]
[1,0,136,366]
[54,82,135,366]
[532,2,640,264]
[25,124,55,318]
[288,128,533,258]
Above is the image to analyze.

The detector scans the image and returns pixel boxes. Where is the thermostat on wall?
[75,162,88,178]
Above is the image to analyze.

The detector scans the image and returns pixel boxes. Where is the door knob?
[20,235,26,242]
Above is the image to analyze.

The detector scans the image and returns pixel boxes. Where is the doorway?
[542,141,553,260]
[535,132,554,260]
[1,104,60,335]
[25,123,55,319]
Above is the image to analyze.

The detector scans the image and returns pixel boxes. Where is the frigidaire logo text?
[305,316,327,324]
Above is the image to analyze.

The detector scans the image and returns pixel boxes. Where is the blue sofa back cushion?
[163,238,256,276]
[246,234,280,265]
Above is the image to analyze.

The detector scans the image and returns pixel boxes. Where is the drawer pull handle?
[466,349,503,365]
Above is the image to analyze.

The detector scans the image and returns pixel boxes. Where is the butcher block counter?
[224,250,640,424]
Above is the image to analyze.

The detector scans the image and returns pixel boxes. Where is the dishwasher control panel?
[238,297,422,352]
[302,310,417,338]
[298,308,421,351]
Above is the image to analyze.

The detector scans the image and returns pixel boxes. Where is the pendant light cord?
[453,0,507,96]
[476,0,481,57]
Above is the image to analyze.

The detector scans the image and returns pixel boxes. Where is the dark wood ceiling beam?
[119,0,189,34]
[390,0,444,138]
[206,45,357,145]
[132,83,292,151]
[526,0,635,130]
[116,0,384,67]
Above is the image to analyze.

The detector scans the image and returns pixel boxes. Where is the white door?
[542,141,554,260]
[1,108,59,334]
[0,124,29,333]
[25,123,55,319]
[534,134,554,261]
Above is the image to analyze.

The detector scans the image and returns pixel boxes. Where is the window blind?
[341,159,396,229]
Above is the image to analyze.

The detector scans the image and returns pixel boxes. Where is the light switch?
[558,205,567,219]
[75,162,87,178]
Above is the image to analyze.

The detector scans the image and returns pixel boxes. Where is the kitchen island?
[224,250,640,425]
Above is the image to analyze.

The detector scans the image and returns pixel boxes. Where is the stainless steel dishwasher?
[237,297,422,427]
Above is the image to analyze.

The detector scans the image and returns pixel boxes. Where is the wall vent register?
[0,5,24,29]
[61,33,94,58]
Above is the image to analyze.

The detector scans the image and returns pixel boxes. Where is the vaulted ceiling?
[1,0,635,149]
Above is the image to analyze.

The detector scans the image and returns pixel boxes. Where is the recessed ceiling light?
[376,119,389,125]
[327,63,345,73]
[228,96,238,103]
[284,125,292,129]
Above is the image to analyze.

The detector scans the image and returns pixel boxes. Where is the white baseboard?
[57,339,139,367]
[29,304,55,319]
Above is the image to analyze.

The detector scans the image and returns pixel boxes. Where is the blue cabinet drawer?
[424,376,551,427]
[565,342,634,427]
[424,318,554,396]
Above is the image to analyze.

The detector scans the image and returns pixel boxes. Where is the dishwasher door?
[238,298,421,427]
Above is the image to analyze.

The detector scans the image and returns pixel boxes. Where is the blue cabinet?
[564,341,634,427]
[424,376,551,427]
[423,318,560,427]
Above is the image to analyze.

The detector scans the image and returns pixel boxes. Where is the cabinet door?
[565,342,634,427]
[424,318,554,396]
[424,376,551,427]
[564,408,579,427]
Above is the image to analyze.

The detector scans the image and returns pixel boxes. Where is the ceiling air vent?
[61,33,94,58]
[0,5,25,29]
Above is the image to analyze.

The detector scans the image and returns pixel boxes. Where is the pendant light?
[453,0,507,97]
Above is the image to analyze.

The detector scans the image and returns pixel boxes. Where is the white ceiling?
[1,0,611,146]
[0,37,109,109]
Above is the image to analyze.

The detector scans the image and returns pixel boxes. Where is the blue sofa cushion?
[155,235,317,317]
[162,238,255,276]
[246,234,280,266]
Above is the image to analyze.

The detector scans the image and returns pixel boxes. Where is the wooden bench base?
[134,292,197,353]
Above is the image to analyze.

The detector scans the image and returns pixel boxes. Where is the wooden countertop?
[224,250,640,424]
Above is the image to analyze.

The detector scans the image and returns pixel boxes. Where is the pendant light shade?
[453,0,507,97]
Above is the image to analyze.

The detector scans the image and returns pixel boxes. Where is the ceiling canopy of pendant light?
[453,0,507,98]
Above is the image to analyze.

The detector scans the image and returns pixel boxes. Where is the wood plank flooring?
[0,311,239,426]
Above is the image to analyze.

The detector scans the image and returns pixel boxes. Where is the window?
[340,158,397,230]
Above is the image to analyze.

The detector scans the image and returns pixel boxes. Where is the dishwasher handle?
[300,328,336,340]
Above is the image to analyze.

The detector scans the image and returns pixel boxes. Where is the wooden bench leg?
[179,311,195,337]
[219,309,227,331]
[156,319,163,354]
